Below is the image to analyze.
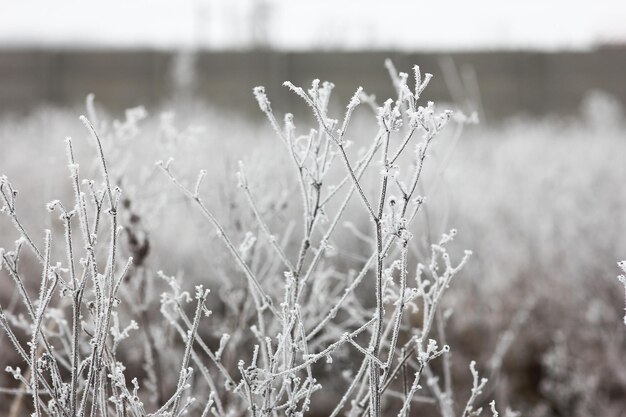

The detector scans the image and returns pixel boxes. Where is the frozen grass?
[0,63,625,417]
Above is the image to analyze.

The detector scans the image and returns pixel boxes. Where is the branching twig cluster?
[0,61,506,417]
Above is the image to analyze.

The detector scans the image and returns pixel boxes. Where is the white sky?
[1,0,625,51]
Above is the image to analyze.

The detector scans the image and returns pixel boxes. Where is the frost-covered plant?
[157,62,496,417]
[617,261,626,325]
[0,61,504,417]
